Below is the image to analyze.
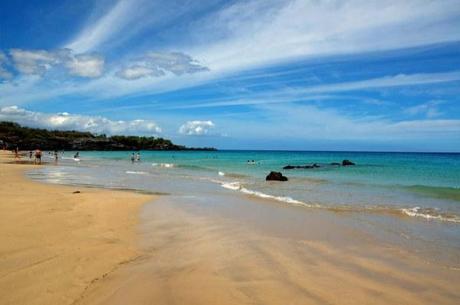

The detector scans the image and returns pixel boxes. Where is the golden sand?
[1,150,459,305]
[0,151,154,305]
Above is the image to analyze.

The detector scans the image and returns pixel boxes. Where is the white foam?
[221,181,241,191]
[125,170,148,175]
[220,181,318,208]
[152,163,174,168]
[218,171,225,176]
[401,207,460,223]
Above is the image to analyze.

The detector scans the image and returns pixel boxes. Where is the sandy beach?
[0,151,155,305]
[1,150,459,305]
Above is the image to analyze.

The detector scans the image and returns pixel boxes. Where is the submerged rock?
[342,159,355,166]
[266,171,288,181]
[283,163,320,170]
[330,162,341,166]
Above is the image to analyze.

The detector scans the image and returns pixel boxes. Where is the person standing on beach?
[54,150,59,163]
[135,152,141,162]
[34,149,42,164]
[14,146,19,159]
[29,151,33,159]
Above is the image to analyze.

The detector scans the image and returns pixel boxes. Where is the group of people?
[131,152,141,163]
[25,148,43,164]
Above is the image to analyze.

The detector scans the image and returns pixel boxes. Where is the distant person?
[29,151,33,159]
[34,149,42,164]
[74,152,80,159]
[14,146,19,159]
[135,152,141,162]
[131,153,135,163]
[54,150,59,163]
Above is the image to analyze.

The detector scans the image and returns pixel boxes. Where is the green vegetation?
[0,121,216,151]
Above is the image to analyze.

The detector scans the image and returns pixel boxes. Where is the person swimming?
[74,152,80,159]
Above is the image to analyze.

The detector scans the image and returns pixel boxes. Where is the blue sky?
[0,0,460,151]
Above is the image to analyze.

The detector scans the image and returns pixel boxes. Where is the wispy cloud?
[65,0,142,53]
[116,51,208,80]
[172,71,460,109]
[404,100,445,118]
[0,105,162,135]
[193,0,460,72]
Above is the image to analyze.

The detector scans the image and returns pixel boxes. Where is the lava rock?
[266,171,288,181]
[342,159,355,166]
[283,164,320,170]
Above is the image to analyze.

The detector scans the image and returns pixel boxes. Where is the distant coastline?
[0,121,216,151]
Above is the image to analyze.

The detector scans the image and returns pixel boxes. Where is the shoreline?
[1,150,460,304]
[0,151,155,305]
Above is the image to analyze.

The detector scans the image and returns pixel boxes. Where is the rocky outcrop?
[342,159,355,166]
[266,171,288,181]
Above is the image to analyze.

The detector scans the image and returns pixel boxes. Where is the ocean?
[27,150,460,262]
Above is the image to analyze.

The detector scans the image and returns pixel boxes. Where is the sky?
[0,0,460,151]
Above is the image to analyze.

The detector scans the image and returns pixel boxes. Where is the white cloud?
[8,48,105,78]
[179,120,215,136]
[10,49,62,75]
[0,105,161,135]
[116,65,162,80]
[116,51,208,80]
[0,52,12,80]
[2,1,460,106]
[194,0,460,72]
[66,54,104,78]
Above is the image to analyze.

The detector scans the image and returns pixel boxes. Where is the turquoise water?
[33,150,460,223]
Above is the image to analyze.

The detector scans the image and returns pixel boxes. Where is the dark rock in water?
[283,164,320,170]
[330,162,341,166]
[342,159,355,166]
[266,171,288,181]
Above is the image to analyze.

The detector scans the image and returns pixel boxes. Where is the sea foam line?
[152,163,175,168]
[125,170,149,175]
[220,181,320,208]
[218,181,460,224]
[401,207,460,223]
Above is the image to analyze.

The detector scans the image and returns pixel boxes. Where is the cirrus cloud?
[116,51,209,80]
[0,105,161,135]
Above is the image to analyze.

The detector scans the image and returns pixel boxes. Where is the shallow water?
[28,150,460,266]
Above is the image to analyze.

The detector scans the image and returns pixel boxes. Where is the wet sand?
[0,151,155,305]
[1,150,459,305]
[77,195,460,305]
